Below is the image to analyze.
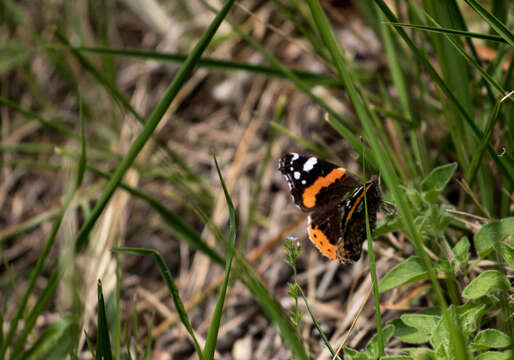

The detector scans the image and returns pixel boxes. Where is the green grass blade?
[0,90,87,359]
[419,9,506,95]
[203,156,237,359]
[241,98,285,246]
[56,37,205,187]
[22,318,72,360]
[363,168,384,356]
[113,248,205,360]
[464,0,514,48]
[235,263,309,360]
[298,287,336,357]
[11,269,59,360]
[388,23,506,42]
[374,0,513,185]
[75,46,341,87]
[465,100,502,185]
[270,122,331,159]
[0,96,77,138]
[74,0,236,250]
[198,0,376,166]
[142,313,155,360]
[96,280,113,360]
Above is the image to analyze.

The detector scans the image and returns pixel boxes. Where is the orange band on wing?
[302,168,346,208]
[345,183,373,225]
[308,222,337,260]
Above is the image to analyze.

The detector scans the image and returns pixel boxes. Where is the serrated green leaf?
[498,242,514,266]
[379,257,428,293]
[474,218,514,256]
[454,237,470,267]
[462,270,510,299]
[421,163,457,193]
[473,329,511,350]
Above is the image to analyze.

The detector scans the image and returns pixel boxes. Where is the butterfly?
[278,153,381,263]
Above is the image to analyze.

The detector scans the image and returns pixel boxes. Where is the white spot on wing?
[291,153,299,161]
[303,157,318,172]
[294,171,301,180]
[290,167,294,171]
[301,180,306,185]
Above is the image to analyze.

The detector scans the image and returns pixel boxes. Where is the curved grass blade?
[74,0,236,250]
[203,156,237,359]
[112,247,205,360]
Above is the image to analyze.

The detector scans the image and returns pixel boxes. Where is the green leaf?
[456,295,498,336]
[498,242,514,266]
[399,314,440,343]
[379,257,428,293]
[473,329,511,350]
[475,351,513,360]
[475,217,514,256]
[389,318,427,344]
[403,347,437,360]
[462,270,510,299]
[454,237,470,268]
[421,163,457,202]
[430,305,460,355]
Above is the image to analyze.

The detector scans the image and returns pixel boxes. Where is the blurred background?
[1,0,512,359]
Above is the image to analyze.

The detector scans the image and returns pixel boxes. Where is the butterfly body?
[278,153,381,263]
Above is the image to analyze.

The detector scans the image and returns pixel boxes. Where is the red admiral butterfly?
[278,153,381,263]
